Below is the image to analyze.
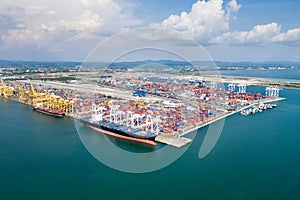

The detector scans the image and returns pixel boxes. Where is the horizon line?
[1,59,300,64]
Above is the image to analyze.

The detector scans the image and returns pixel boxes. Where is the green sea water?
[0,87,300,199]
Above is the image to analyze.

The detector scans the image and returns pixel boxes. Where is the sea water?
[0,75,300,199]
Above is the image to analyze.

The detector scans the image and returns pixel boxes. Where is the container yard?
[0,73,285,148]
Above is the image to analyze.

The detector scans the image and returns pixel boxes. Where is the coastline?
[181,74,300,89]
[180,97,285,137]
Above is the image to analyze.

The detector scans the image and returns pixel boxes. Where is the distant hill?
[0,59,300,68]
[0,60,81,68]
[108,59,191,67]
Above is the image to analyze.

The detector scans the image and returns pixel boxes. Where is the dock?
[179,97,286,137]
[155,134,192,148]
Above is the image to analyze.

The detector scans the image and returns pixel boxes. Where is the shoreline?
[179,74,300,89]
[86,124,157,146]
[180,97,285,137]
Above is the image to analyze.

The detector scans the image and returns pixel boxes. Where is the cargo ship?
[34,107,64,118]
[81,119,157,145]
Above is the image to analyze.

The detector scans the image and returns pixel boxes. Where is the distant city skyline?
[0,0,299,62]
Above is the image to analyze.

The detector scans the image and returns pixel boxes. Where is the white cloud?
[153,0,241,44]
[154,0,300,46]
[0,0,141,50]
[215,22,300,46]
[272,28,300,45]
[226,0,241,19]
[214,22,281,45]
[63,10,104,32]
[0,0,300,61]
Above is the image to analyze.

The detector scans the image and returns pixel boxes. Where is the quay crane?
[43,95,74,115]
[16,82,74,115]
[0,78,14,98]
[16,82,52,106]
[265,86,280,97]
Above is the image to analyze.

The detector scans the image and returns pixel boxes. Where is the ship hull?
[81,120,157,145]
[98,121,157,141]
[34,107,64,118]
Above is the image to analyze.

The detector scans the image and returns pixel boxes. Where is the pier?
[179,96,285,138]
[155,134,192,148]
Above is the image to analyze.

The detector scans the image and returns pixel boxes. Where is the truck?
[132,91,147,97]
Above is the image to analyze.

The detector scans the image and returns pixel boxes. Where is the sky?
[0,0,299,62]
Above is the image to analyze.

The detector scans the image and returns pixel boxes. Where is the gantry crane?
[0,78,14,98]
[2,80,74,115]
[42,95,74,114]
[16,82,51,106]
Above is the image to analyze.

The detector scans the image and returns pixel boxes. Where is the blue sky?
[0,0,299,62]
